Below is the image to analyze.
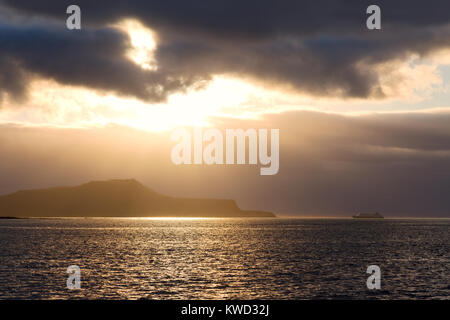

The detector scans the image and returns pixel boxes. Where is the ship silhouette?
[352,212,384,219]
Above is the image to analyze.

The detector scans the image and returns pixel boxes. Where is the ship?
[352,212,384,219]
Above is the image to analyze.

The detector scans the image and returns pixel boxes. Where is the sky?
[1,0,450,216]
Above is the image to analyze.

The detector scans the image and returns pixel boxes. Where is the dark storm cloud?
[3,0,450,36]
[0,22,202,103]
[1,0,450,102]
[1,110,450,216]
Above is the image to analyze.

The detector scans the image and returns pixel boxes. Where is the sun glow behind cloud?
[1,19,450,133]
[0,77,276,131]
[1,69,449,132]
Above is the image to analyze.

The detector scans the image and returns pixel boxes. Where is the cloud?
[1,110,450,216]
[4,0,450,35]
[1,0,450,103]
[0,21,204,104]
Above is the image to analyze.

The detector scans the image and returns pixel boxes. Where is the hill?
[0,179,275,218]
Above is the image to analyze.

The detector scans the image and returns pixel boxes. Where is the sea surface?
[0,218,448,300]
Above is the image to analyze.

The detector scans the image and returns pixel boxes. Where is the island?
[0,179,275,218]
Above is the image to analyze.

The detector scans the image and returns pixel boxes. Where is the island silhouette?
[0,179,275,218]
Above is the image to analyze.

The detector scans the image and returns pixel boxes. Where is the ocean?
[0,218,448,299]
